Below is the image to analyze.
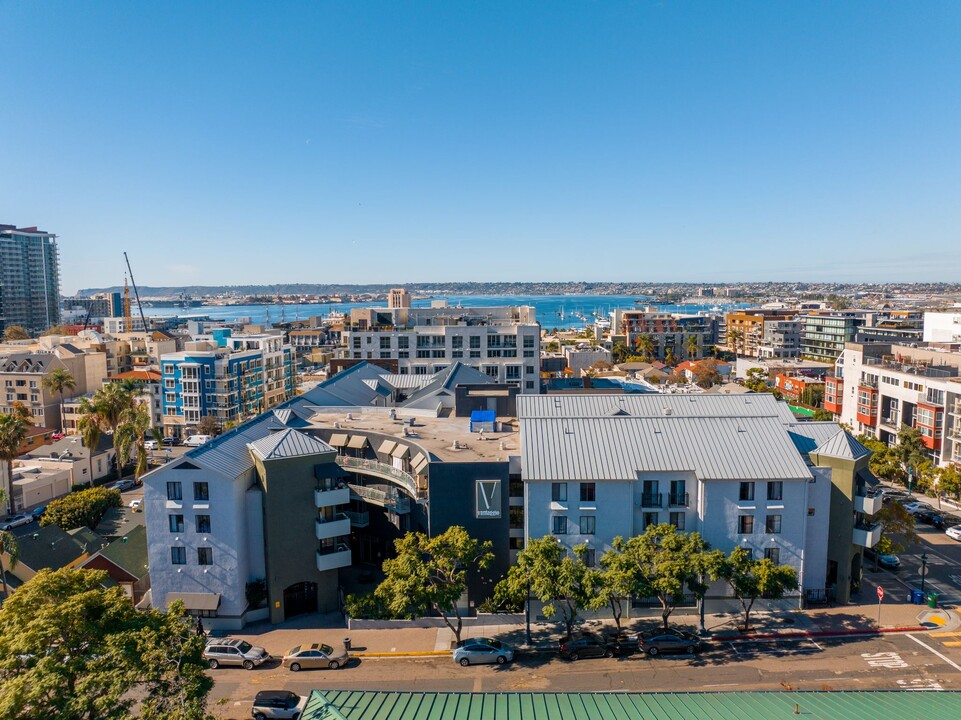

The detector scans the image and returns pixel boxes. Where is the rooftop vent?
[346,413,354,421]
[662,407,673,416]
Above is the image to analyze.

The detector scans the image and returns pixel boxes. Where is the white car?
[128,499,142,510]
[144,439,159,450]
[902,501,933,515]
[0,514,34,531]
[946,525,961,542]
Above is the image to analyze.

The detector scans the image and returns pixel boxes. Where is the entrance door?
[283,581,318,620]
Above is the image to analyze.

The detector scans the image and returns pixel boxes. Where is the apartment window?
[642,512,659,529]
[764,547,780,565]
[580,482,596,503]
[523,335,536,348]
[451,335,463,349]
[197,547,213,565]
[413,366,428,375]
[525,381,535,389]
[739,482,755,502]
[552,515,567,534]
[196,515,212,533]
[551,482,568,502]
[379,337,391,350]
[166,482,182,501]
[171,547,186,565]
[398,336,409,349]
[579,516,596,535]
[738,515,754,534]
[509,537,525,550]
[583,548,596,567]
[509,506,524,530]
[767,481,783,501]
[193,482,209,502]
[469,336,481,349]
[669,511,686,530]
[169,514,184,533]
[505,366,520,380]
[765,514,782,534]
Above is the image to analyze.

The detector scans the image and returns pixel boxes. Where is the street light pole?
[525,579,532,647]
[920,553,928,595]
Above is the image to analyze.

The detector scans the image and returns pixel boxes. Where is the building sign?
[475,479,502,519]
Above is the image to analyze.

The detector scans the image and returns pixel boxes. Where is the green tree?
[715,546,798,631]
[635,334,655,362]
[896,425,928,488]
[41,368,76,433]
[599,536,643,633]
[39,486,121,530]
[1,326,30,341]
[116,404,154,481]
[627,524,715,629]
[812,409,834,421]
[685,334,699,360]
[611,342,630,365]
[0,415,29,514]
[0,490,19,606]
[664,347,678,367]
[372,526,493,644]
[936,464,961,502]
[10,401,33,426]
[874,501,918,564]
[726,328,742,356]
[0,568,212,720]
[194,415,220,437]
[77,383,137,483]
[495,536,604,639]
[744,367,770,392]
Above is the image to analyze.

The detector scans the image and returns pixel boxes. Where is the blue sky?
[2,2,960,292]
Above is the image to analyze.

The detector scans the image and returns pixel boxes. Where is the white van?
[184,434,213,447]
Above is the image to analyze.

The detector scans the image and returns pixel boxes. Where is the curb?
[352,650,450,658]
[724,626,927,642]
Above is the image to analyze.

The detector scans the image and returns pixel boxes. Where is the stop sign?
[877,586,884,600]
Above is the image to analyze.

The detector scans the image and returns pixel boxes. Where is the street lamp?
[920,552,928,595]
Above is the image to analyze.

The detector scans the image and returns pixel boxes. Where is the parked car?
[184,434,213,447]
[128,498,142,510]
[203,638,270,670]
[946,525,961,542]
[0,514,33,531]
[878,554,901,569]
[162,436,179,446]
[144,439,159,450]
[30,506,46,519]
[935,514,961,530]
[916,510,939,525]
[111,479,136,492]
[902,501,933,515]
[452,638,514,666]
[281,643,349,671]
[250,690,307,720]
[637,628,703,656]
[558,632,620,661]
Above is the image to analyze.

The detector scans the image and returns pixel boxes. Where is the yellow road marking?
[941,641,961,647]
[930,631,961,637]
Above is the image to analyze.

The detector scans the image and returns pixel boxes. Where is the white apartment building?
[340,304,541,392]
[923,311,961,344]
[833,342,961,466]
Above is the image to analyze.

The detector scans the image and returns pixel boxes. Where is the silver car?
[203,638,271,670]
[0,514,33,531]
[452,638,514,666]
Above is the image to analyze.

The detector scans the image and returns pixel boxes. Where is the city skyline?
[3,2,961,292]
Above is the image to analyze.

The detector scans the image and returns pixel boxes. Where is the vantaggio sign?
[475,479,502,519]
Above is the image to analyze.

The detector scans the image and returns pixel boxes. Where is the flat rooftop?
[306,408,519,463]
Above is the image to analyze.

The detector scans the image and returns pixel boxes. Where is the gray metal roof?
[785,421,844,456]
[814,429,872,461]
[247,428,335,461]
[518,393,797,422]
[521,415,813,481]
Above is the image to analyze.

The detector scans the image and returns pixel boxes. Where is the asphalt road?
[208,632,961,718]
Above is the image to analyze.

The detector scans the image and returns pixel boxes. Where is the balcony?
[314,486,350,508]
[640,493,663,509]
[316,543,351,572]
[853,522,882,548]
[344,510,370,528]
[335,455,426,501]
[879,415,900,429]
[315,513,351,541]
[854,493,882,515]
[348,483,411,514]
[668,493,689,508]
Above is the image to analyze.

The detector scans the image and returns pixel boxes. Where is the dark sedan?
[637,628,703,656]
[558,633,620,661]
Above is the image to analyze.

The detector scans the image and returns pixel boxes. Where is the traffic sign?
[877,586,884,601]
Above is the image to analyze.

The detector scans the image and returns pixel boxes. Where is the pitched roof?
[94,506,146,538]
[247,428,334,461]
[814,429,872,461]
[785,421,845,456]
[14,525,93,572]
[95,525,148,578]
[518,393,797,422]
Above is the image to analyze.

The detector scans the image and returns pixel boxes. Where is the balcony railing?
[344,510,370,528]
[348,483,411,514]
[314,485,350,508]
[854,493,882,516]
[335,455,425,500]
[315,513,351,541]
[853,522,882,548]
[640,493,663,509]
[668,493,689,508]
[316,543,351,572]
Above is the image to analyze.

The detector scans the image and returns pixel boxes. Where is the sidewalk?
[226,598,957,658]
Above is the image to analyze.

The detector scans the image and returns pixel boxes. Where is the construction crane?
[123,252,149,333]
[123,275,132,330]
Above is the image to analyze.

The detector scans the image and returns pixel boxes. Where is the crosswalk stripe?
[941,641,961,647]
[930,632,961,637]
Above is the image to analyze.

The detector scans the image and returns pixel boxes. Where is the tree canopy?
[714,546,798,630]
[40,486,121,531]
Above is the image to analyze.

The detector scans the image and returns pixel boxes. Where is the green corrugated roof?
[302,691,961,720]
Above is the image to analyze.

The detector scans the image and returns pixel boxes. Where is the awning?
[412,453,429,473]
[347,435,369,450]
[378,440,397,455]
[166,591,221,612]
[135,588,153,610]
[328,433,349,448]
[391,444,410,459]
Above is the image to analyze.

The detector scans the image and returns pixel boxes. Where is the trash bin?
[343,637,352,651]
[910,589,926,605]
[927,593,939,608]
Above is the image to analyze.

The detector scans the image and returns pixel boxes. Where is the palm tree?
[635,334,656,362]
[77,383,138,483]
[664,348,678,367]
[727,329,742,356]
[116,404,153,481]
[42,368,77,432]
[685,334,700,360]
[0,415,29,514]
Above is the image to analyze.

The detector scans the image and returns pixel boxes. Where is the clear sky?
[2,2,960,292]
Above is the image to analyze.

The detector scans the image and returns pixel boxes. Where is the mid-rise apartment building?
[724,309,796,358]
[339,303,541,392]
[923,311,961,344]
[0,224,61,335]
[799,312,868,363]
[160,333,294,438]
[758,320,801,359]
[834,342,961,467]
[612,308,717,362]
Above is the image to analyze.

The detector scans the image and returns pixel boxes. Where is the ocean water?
[144,294,748,330]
